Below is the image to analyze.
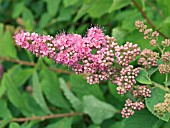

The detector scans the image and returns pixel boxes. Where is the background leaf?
[70,75,104,101]
[136,69,152,84]
[83,95,117,124]
[145,87,169,122]
[40,66,70,110]
[45,0,61,16]
[124,109,159,128]
[0,26,17,58]
[59,78,83,112]
[32,72,52,114]
[45,117,73,128]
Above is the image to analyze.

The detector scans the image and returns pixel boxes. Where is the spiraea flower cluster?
[14,26,143,118]
[138,48,159,69]
[14,27,140,85]
[121,99,145,118]
[154,93,170,117]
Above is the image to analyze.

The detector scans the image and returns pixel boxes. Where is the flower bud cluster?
[158,64,170,74]
[135,20,147,33]
[132,85,151,98]
[154,93,170,117]
[114,65,140,95]
[138,48,159,69]
[135,20,159,46]
[115,42,140,66]
[121,99,145,118]
[162,39,170,47]
[161,52,170,63]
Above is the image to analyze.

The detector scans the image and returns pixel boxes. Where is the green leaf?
[157,0,170,16]
[12,2,25,18]
[87,0,112,18]
[108,82,126,102]
[0,118,11,128]
[0,99,12,118]
[109,0,131,12]
[124,109,159,128]
[163,121,170,128]
[164,76,170,86]
[9,123,20,128]
[112,27,127,45]
[40,66,70,110]
[73,0,97,22]
[45,118,73,128]
[12,68,33,87]
[57,6,72,22]
[45,0,61,16]
[148,60,163,76]
[136,69,151,84]
[32,72,51,114]
[145,87,169,122]
[22,7,34,29]
[109,121,124,128]
[38,13,52,28]
[59,78,83,112]
[0,23,3,39]
[5,65,33,87]
[0,29,17,59]
[88,124,101,128]
[63,0,78,7]
[0,76,6,98]
[7,65,33,87]
[4,74,29,115]
[23,93,46,116]
[70,75,104,101]
[20,120,40,128]
[83,95,117,124]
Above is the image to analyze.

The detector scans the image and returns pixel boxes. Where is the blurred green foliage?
[0,0,170,127]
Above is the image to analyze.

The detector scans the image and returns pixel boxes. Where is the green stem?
[165,74,168,82]
[152,81,170,92]
[156,44,163,54]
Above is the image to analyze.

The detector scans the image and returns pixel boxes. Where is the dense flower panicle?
[138,49,159,69]
[115,42,140,66]
[14,27,143,118]
[14,28,141,86]
[121,99,145,118]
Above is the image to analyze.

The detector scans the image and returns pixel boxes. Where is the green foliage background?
[0,0,170,127]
